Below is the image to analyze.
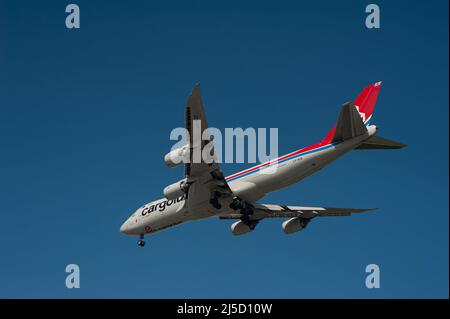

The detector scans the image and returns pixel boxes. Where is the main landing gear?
[229,197,243,210]
[240,214,258,230]
[137,234,145,247]
[230,197,258,229]
[240,206,258,230]
[209,191,222,210]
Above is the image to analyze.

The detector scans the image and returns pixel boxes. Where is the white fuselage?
[120,126,377,236]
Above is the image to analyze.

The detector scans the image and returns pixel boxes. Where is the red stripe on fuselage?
[225,134,334,181]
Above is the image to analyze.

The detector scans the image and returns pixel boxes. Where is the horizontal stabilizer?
[356,135,406,150]
[332,102,368,143]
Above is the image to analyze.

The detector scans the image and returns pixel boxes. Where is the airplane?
[120,82,406,246]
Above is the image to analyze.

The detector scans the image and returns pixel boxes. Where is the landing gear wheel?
[137,240,145,247]
[240,204,255,228]
[240,206,253,216]
[240,214,250,226]
[137,234,145,247]
[229,197,243,210]
[209,191,222,209]
[240,214,258,230]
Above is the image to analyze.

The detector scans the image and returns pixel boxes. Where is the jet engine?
[230,220,252,236]
[164,145,189,168]
[163,178,189,200]
[281,217,308,234]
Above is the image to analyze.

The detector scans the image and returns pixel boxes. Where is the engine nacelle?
[164,145,189,168]
[163,178,189,200]
[282,217,307,234]
[230,220,252,236]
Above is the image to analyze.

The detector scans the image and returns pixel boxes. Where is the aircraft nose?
[120,220,129,234]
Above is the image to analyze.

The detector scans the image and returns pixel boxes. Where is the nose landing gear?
[137,234,145,247]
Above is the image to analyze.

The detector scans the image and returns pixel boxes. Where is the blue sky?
[0,0,448,298]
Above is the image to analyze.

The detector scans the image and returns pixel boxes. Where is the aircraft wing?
[183,84,233,212]
[184,83,217,178]
[219,203,375,220]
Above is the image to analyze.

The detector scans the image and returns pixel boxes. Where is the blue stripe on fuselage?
[226,143,337,182]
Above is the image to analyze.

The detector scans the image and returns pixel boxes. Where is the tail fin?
[322,81,382,144]
[331,101,367,142]
[354,81,382,126]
